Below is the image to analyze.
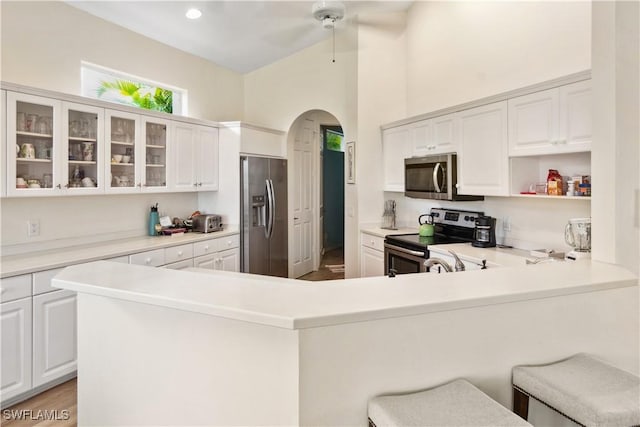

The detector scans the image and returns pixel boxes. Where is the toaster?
[192,214,223,233]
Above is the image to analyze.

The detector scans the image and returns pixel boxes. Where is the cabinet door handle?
[145,258,152,264]
[193,183,198,187]
[57,184,62,189]
[177,251,183,256]
[0,286,5,295]
[204,245,209,251]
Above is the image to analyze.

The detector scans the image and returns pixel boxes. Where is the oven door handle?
[384,242,425,257]
[433,162,443,193]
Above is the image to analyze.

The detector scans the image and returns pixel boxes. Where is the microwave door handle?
[433,162,443,193]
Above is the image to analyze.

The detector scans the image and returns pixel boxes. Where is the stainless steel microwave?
[404,153,483,201]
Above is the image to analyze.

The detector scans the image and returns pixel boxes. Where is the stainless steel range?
[384,208,483,275]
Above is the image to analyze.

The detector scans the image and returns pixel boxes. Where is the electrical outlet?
[502,217,511,232]
[27,219,40,237]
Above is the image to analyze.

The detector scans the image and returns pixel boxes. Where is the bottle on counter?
[148,203,159,236]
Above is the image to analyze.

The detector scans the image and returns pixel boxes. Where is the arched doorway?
[286,110,345,279]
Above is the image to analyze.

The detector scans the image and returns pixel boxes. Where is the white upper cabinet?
[508,80,591,156]
[431,113,459,154]
[458,101,509,196]
[197,125,219,191]
[410,120,431,157]
[141,116,170,192]
[6,92,62,197]
[1,90,6,198]
[62,102,104,195]
[408,112,459,158]
[382,125,412,192]
[559,80,592,151]
[105,109,141,194]
[171,122,219,192]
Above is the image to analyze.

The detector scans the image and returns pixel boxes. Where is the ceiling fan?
[312,1,346,62]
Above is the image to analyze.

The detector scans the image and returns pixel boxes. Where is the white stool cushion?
[513,353,640,427]
[368,379,532,427]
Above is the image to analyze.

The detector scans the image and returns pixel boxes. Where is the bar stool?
[368,379,532,427]
[512,353,640,426]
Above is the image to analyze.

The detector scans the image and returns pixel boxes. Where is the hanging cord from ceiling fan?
[332,24,336,63]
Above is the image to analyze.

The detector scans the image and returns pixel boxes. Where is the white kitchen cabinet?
[172,122,219,191]
[360,245,385,277]
[193,238,240,272]
[217,248,240,272]
[193,254,217,269]
[164,259,194,270]
[458,101,509,196]
[32,268,65,295]
[0,274,31,303]
[129,248,166,267]
[508,80,591,156]
[141,116,170,192]
[105,111,171,193]
[360,232,385,277]
[411,113,459,157]
[105,109,140,193]
[1,90,6,198]
[62,102,105,195]
[6,92,62,197]
[382,125,412,192]
[32,290,77,388]
[1,297,32,401]
[164,243,194,265]
[431,113,459,154]
[410,120,432,157]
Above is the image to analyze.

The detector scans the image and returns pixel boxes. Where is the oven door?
[384,242,428,275]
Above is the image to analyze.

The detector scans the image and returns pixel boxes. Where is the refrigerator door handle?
[266,179,275,239]
[264,180,271,239]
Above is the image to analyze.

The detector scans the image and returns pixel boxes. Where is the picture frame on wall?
[346,141,355,184]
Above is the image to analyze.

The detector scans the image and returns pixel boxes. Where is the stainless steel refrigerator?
[240,156,288,277]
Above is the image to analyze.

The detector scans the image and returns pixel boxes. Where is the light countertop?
[53,259,637,330]
[1,226,239,278]
[429,243,531,267]
[360,226,418,238]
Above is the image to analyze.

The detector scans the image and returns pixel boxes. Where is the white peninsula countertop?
[54,259,636,329]
[54,260,639,426]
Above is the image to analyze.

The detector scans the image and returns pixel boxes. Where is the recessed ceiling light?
[185,8,202,20]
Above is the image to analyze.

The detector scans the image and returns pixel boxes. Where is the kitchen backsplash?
[1,193,201,256]
[385,192,591,252]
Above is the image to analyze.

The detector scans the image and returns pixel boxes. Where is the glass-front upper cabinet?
[141,117,169,192]
[62,102,104,195]
[6,92,61,197]
[105,109,140,193]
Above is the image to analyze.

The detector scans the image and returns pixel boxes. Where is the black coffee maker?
[472,215,497,248]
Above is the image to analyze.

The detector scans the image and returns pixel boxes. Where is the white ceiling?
[67,1,413,73]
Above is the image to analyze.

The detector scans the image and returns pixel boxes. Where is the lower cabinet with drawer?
[1,270,77,407]
[360,232,386,277]
[192,236,240,272]
[32,290,77,388]
[0,296,32,402]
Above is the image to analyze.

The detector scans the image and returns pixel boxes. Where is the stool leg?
[513,387,529,420]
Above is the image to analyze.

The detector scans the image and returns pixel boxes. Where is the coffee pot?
[565,218,591,260]
[472,215,496,248]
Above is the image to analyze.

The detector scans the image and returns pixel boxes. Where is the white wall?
[1,193,198,254]
[405,1,592,115]
[591,1,640,274]
[0,1,244,252]
[0,1,244,122]
[244,26,359,277]
[372,1,593,255]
